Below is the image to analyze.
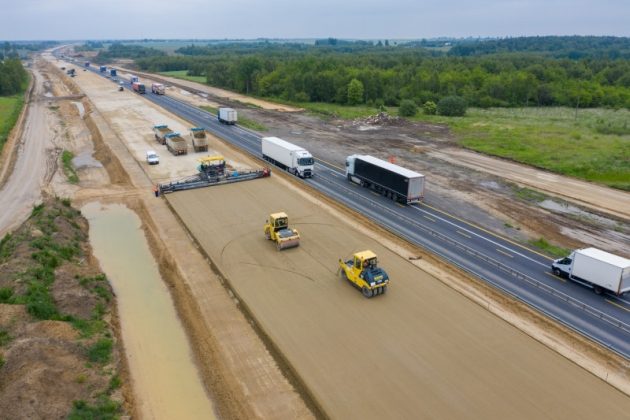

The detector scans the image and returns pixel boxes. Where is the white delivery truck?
[217,107,237,125]
[261,137,314,178]
[552,247,630,295]
[345,155,425,204]
[151,83,165,95]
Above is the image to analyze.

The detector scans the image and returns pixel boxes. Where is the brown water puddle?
[82,202,216,420]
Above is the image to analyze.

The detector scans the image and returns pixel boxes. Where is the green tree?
[437,96,468,116]
[423,100,437,115]
[347,78,365,105]
[398,99,418,117]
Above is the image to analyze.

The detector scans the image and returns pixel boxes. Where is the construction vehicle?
[153,125,174,145]
[159,155,271,194]
[165,132,188,156]
[190,127,208,152]
[339,250,389,298]
[263,212,300,250]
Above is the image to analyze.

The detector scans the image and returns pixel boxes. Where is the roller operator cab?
[339,250,389,298]
[264,212,300,250]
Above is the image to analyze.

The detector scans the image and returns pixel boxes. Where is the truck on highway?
[84,61,90,67]
[217,107,237,125]
[345,155,425,204]
[99,65,107,73]
[153,125,174,145]
[132,82,146,94]
[151,83,165,95]
[190,127,208,152]
[261,137,314,178]
[165,133,188,156]
[110,68,117,77]
[130,75,139,84]
[552,248,630,295]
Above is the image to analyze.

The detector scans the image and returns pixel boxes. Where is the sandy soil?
[114,66,302,112]
[48,53,314,419]
[429,148,630,221]
[167,169,630,419]
[0,60,60,237]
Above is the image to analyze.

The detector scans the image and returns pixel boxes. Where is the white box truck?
[151,83,165,95]
[345,155,425,204]
[552,247,630,295]
[217,107,237,125]
[261,137,314,178]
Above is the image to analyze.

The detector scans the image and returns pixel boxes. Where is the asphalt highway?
[64,56,630,359]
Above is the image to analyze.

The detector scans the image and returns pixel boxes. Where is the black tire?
[362,287,373,298]
[593,285,604,295]
[552,268,561,276]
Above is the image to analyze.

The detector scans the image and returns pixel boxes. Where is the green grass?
[199,106,268,132]
[159,70,207,84]
[87,338,113,364]
[69,396,120,420]
[529,237,570,258]
[0,89,27,153]
[61,150,79,184]
[512,186,548,203]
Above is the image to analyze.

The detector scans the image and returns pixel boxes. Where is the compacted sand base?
[167,177,630,420]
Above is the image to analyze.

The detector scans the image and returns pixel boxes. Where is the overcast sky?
[1,0,628,40]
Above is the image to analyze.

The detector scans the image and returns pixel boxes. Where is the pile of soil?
[0,197,130,419]
[352,112,403,126]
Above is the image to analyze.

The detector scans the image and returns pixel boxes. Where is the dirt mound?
[0,197,130,419]
[352,112,404,126]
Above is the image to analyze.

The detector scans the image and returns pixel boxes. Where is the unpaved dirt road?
[429,148,630,220]
[0,61,58,237]
[167,176,630,420]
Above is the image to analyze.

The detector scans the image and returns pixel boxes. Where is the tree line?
[109,37,630,109]
[0,58,28,96]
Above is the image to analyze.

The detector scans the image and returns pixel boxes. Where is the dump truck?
[151,83,165,95]
[99,65,107,72]
[339,250,389,298]
[190,127,208,152]
[261,136,314,178]
[345,154,425,204]
[217,107,237,125]
[158,155,271,194]
[165,132,188,156]
[110,68,117,77]
[264,212,300,250]
[552,248,630,295]
[132,82,146,94]
[153,125,174,145]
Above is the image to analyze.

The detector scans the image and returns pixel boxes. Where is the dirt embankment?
[0,197,132,419]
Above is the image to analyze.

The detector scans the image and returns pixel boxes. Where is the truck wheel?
[552,268,561,276]
[593,285,604,295]
[362,287,373,298]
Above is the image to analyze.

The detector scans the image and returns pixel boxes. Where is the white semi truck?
[261,137,314,178]
[217,107,237,125]
[552,247,630,295]
[345,155,425,204]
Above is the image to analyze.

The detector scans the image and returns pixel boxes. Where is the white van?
[146,150,160,165]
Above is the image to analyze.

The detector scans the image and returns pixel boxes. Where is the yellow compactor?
[264,212,300,250]
[339,250,389,298]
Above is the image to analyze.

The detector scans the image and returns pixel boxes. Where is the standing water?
[82,202,216,420]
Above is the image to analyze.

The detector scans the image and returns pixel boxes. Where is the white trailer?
[217,107,237,125]
[552,247,630,295]
[261,137,314,178]
[151,83,165,95]
[345,155,425,204]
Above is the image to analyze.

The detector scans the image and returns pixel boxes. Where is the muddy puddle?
[82,202,216,420]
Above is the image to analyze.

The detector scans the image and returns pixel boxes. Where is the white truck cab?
[146,150,160,165]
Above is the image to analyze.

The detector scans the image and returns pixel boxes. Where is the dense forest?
[102,36,630,109]
[0,58,28,95]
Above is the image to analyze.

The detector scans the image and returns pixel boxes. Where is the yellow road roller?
[339,250,389,298]
[264,212,300,250]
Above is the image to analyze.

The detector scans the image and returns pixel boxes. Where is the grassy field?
[280,102,630,190]
[159,70,207,84]
[0,89,27,153]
